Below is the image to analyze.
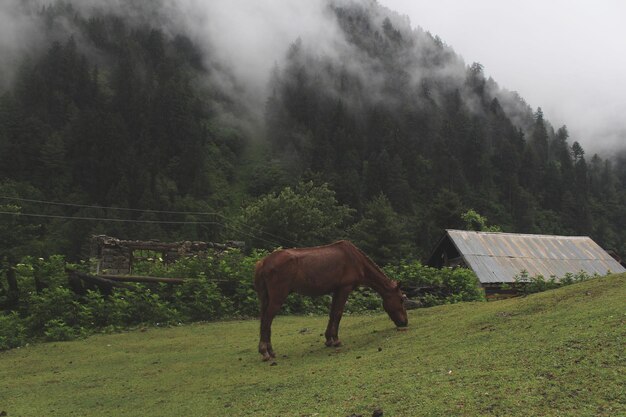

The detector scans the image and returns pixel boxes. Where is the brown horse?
[254,240,408,361]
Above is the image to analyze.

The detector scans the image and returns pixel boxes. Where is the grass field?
[1,274,624,417]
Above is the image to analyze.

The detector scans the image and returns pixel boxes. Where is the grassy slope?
[1,274,624,417]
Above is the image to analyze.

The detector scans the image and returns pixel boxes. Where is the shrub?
[438,267,486,304]
[0,311,28,350]
[282,294,330,315]
[108,287,180,326]
[43,319,79,342]
[514,270,595,294]
[32,255,68,289]
[26,286,79,332]
[132,248,267,318]
[215,249,267,316]
[78,290,113,328]
[15,256,68,298]
[134,253,214,280]
[173,276,232,321]
[1,252,492,351]
[345,289,382,313]
[384,261,485,306]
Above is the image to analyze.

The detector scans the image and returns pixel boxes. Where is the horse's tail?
[254,260,268,315]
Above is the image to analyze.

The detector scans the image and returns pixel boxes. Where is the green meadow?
[1,274,624,417]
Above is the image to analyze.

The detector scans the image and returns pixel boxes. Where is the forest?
[1,0,625,279]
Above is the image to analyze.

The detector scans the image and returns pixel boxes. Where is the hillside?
[1,274,624,416]
[264,1,626,256]
[0,0,624,266]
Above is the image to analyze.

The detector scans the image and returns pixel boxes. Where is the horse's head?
[382,280,408,327]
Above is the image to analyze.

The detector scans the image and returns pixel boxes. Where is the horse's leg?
[325,287,351,347]
[256,278,270,360]
[257,288,269,359]
[259,288,288,361]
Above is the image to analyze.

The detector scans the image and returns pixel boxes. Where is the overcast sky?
[2,1,623,154]
[380,0,626,155]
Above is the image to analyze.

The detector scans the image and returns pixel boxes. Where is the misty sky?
[380,0,626,154]
[1,0,624,154]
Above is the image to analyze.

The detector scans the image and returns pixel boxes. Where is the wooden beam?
[100,275,186,284]
[66,269,135,295]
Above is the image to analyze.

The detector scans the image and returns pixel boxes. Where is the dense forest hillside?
[0,0,624,268]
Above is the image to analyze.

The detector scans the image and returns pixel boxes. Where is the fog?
[0,1,45,89]
[1,0,624,154]
[380,0,626,154]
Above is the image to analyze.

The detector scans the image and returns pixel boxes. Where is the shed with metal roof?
[427,230,625,284]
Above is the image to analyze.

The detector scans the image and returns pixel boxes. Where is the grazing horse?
[254,240,408,361]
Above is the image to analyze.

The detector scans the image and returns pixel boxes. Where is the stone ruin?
[90,235,245,275]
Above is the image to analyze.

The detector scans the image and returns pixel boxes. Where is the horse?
[254,240,408,361]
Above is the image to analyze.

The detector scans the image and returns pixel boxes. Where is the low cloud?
[2,0,622,155]
[0,1,46,89]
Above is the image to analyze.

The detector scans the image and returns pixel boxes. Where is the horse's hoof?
[325,338,341,347]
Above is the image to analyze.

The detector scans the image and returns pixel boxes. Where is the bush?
[384,261,485,306]
[438,267,486,304]
[43,319,79,341]
[26,286,79,332]
[215,249,267,316]
[345,289,382,313]
[77,290,115,328]
[14,256,68,299]
[173,277,232,321]
[107,287,180,326]
[282,294,330,315]
[514,270,595,294]
[134,253,214,280]
[0,311,28,350]
[134,248,267,318]
[0,252,490,351]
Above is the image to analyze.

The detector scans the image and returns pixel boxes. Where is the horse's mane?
[341,241,396,290]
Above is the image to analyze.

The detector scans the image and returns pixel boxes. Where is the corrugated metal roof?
[445,230,626,283]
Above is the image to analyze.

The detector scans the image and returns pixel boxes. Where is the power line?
[0,196,222,215]
[0,210,220,225]
[0,210,284,248]
[0,195,302,247]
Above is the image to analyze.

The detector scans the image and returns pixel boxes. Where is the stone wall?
[90,235,244,275]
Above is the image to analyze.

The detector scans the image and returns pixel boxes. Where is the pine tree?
[349,194,412,264]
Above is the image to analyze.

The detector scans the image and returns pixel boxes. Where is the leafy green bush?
[514,270,595,294]
[26,286,80,332]
[215,249,267,316]
[133,253,213,279]
[282,294,330,315]
[0,252,491,351]
[0,311,27,350]
[384,261,485,306]
[173,277,232,321]
[14,255,69,299]
[43,319,79,341]
[107,287,180,326]
[345,289,382,313]
[79,290,107,327]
